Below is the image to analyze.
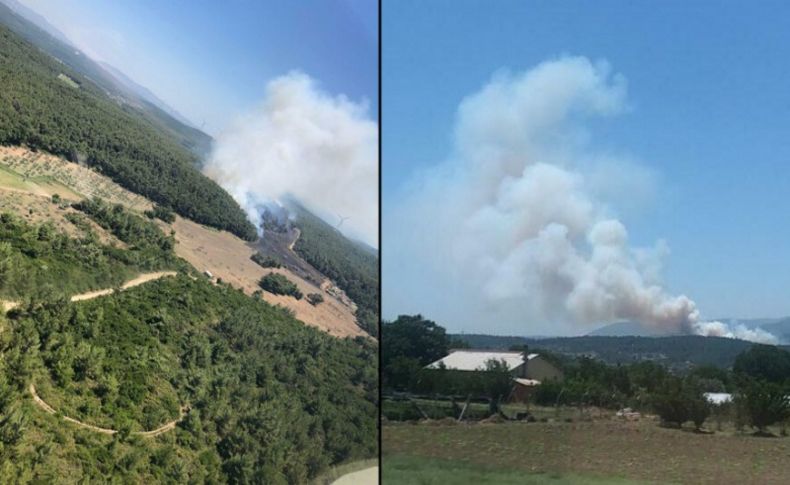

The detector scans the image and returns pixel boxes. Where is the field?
[383,418,790,484]
[383,455,650,485]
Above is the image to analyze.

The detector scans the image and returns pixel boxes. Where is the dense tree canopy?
[733,344,790,384]
[0,276,377,482]
[0,25,256,240]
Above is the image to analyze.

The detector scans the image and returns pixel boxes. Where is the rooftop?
[426,350,538,371]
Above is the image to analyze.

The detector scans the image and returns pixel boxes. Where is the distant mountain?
[98,61,199,130]
[587,321,676,337]
[0,0,73,46]
[761,318,790,342]
[451,333,788,370]
[588,318,787,338]
[0,0,212,159]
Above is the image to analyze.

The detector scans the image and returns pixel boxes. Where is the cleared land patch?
[170,216,366,338]
[0,146,152,210]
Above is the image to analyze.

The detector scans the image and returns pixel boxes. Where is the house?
[425,349,564,402]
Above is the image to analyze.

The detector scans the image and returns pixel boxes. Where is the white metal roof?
[703,392,733,405]
[513,378,541,386]
[425,350,538,371]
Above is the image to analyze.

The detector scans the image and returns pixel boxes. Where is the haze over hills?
[589,317,790,344]
[0,0,213,159]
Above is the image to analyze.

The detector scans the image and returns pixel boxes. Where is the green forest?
[0,25,256,240]
[1,276,378,483]
[288,202,378,336]
[0,219,377,482]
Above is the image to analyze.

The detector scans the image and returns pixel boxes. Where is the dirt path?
[3,271,177,310]
[288,227,301,251]
[332,467,378,485]
[29,383,186,437]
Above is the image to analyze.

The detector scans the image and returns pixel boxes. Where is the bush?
[736,380,790,434]
[258,273,303,300]
[307,293,324,306]
[652,379,692,427]
[144,205,176,224]
[251,252,282,269]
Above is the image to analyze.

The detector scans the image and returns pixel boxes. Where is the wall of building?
[526,356,564,381]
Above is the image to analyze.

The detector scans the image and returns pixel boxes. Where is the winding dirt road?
[29,383,186,437]
[2,271,177,311]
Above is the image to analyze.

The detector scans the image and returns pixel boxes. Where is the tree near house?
[382,315,450,391]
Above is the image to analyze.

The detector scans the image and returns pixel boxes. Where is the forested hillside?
[288,201,379,336]
[0,276,377,483]
[0,25,256,240]
[0,212,377,482]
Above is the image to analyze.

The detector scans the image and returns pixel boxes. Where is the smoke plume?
[204,72,378,246]
[384,56,776,343]
[692,321,778,345]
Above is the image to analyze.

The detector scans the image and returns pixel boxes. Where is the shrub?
[258,273,303,300]
[652,379,691,427]
[307,293,324,306]
[251,252,282,269]
[144,205,176,224]
[737,380,790,434]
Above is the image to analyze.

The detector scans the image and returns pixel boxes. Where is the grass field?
[383,455,652,484]
[383,419,790,484]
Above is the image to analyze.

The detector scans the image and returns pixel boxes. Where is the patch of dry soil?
[168,216,367,338]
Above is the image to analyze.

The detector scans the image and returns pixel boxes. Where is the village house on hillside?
[425,349,564,402]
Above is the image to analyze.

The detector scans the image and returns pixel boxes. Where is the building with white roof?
[425,349,563,382]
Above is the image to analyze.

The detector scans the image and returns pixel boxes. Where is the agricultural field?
[383,415,790,484]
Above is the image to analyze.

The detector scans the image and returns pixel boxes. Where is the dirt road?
[29,383,186,437]
[3,271,177,310]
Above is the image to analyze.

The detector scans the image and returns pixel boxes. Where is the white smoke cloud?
[204,71,378,247]
[692,321,779,345]
[384,56,777,344]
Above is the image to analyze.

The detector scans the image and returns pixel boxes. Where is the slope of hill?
[0,25,254,239]
[286,200,379,336]
[0,1,213,159]
[0,145,368,338]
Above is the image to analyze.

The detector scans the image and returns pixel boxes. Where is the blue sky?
[19,0,378,135]
[384,0,790,325]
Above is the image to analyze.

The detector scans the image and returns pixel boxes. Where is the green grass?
[383,455,654,485]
